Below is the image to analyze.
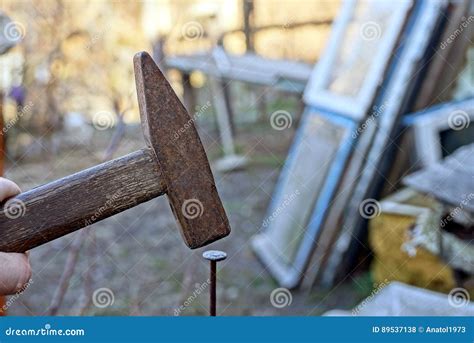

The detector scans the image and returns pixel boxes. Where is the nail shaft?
[210,261,216,316]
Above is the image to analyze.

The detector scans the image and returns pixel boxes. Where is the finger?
[0,252,32,295]
[0,178,21,202]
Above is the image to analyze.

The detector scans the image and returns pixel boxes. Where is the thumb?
[0,252,32,295]
[0,177,21,201]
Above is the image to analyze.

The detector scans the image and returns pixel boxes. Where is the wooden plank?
[208,77,236,157]
[212,47,236,135]
[413,1,471,110]
[403,143,474,212]
[208,47,247,171]
[224,19,333,37]
[243,0,254,52]
[165,52,312,92]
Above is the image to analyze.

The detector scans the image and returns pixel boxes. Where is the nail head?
[203,250,227,262]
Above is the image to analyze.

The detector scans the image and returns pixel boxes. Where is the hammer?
[0,52,230,252]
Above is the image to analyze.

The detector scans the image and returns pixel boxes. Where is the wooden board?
[165,51,312,93]
[403,143,474,212]
[412,0,472,110]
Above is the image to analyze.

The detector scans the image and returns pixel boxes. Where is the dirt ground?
[5,99,373,316]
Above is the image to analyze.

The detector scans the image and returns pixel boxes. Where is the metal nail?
[203,250,227,316]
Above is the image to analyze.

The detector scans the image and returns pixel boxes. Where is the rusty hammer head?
[134,52,230,249]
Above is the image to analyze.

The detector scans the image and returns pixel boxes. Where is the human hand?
[0,178,31,295]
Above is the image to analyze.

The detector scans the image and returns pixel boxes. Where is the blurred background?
[0,0,472,316]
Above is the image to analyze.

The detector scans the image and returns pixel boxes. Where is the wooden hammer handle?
[0,148,166,252]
